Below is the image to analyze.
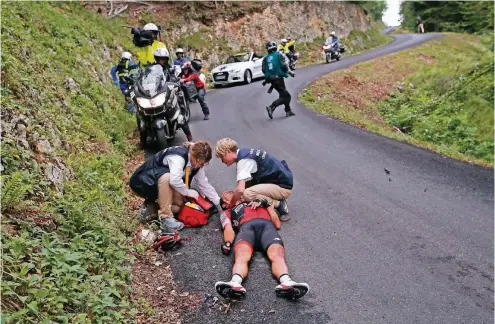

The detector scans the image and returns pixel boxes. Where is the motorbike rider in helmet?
[262,41,295,118]
[278,38,296,65]
[173,48,190,66]
[110,51,139,113]
[325,31,340,50]
[136,23,168,68]
[153,48,193,141]
[180,61,210,120]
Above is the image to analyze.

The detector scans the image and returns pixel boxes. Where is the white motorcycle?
[323,42,345,63]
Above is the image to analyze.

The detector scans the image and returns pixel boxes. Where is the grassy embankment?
[1,2,140,322]
[300,33,494,166]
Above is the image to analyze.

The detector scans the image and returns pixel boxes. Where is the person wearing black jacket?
[262,41,295,119]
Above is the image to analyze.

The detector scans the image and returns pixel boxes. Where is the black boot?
[266,106,275,119]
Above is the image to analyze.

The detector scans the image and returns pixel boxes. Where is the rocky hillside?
[86,1,382,69]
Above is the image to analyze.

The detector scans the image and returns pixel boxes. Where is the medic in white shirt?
[129,141,222,234]
[214,138,293,222]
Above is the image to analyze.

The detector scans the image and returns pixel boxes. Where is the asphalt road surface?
[147,31,494,324]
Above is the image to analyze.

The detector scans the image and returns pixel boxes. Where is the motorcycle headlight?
[136,93,166,108]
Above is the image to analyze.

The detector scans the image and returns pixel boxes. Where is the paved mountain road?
[147,32,494,324]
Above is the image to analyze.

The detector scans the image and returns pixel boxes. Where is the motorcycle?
[279,49,299,71]
[323,42,345,63]
[128,64,190,149]
[288,51,300,71]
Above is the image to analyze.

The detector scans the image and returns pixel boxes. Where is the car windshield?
[224,53,250,64]
[137,64,166,97]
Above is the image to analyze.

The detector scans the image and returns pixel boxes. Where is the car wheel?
[244,70,252,84]
[214,84,222,88]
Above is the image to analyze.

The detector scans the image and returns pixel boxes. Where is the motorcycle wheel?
[180,93,191,123]
[325,55,331,64]
[155,128,169,150]
[136,115,147,148]
[184,102,191,123]
[336,55,340,61]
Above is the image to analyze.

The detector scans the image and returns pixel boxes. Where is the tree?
[400,1,494,34]
[350,1,388,21]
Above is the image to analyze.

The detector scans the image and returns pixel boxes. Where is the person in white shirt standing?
[129,141,222,234]
[215,138,293,221]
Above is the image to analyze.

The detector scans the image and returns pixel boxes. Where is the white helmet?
[154,48,170,61]
[176,48,184,54]
[143,23,159,31]
[331,31,336,36]
[121,51,132,60]
[281,38,288,44]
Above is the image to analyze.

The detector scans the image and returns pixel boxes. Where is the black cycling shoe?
[275,281,309,300]
[215,281,247,299]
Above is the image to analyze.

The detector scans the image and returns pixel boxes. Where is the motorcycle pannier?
[183,81,198,99]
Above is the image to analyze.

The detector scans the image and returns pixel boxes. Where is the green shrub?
[379,36,494,163]
[1,2,138,322]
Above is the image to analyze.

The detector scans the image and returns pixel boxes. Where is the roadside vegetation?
[300,33,494,166]
[399,1,494,34]
[1,2,139,322]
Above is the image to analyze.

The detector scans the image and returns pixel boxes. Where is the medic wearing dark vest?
[215,138,293,221]
[129,141,221,234]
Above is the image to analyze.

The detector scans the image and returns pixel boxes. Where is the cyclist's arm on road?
[267,205,281,230]
[221,210,236,242]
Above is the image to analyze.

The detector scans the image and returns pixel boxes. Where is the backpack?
[132,30,154,48]
[178,195,213,227]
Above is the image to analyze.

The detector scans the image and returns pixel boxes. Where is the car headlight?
[228,69,241,73]
[136,93,166,108]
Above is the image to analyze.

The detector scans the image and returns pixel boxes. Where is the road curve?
[157,32,493,324]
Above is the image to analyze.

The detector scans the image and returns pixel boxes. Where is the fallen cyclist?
[215,190,309,300]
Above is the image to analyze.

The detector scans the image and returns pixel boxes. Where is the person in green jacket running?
[262,41,295,119]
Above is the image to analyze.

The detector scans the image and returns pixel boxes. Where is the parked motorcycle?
[323,42,345,63]
[128,64,190,149]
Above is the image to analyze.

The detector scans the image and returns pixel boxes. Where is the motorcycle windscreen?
[137,65,166,98]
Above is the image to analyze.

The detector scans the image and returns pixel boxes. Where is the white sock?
[231,274,243,284]
[279,274,292,284]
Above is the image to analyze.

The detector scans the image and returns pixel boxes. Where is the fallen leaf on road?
[384,168,390,174]
[269,309,275,314]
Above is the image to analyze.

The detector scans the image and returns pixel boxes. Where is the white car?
[211,51,264,87]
